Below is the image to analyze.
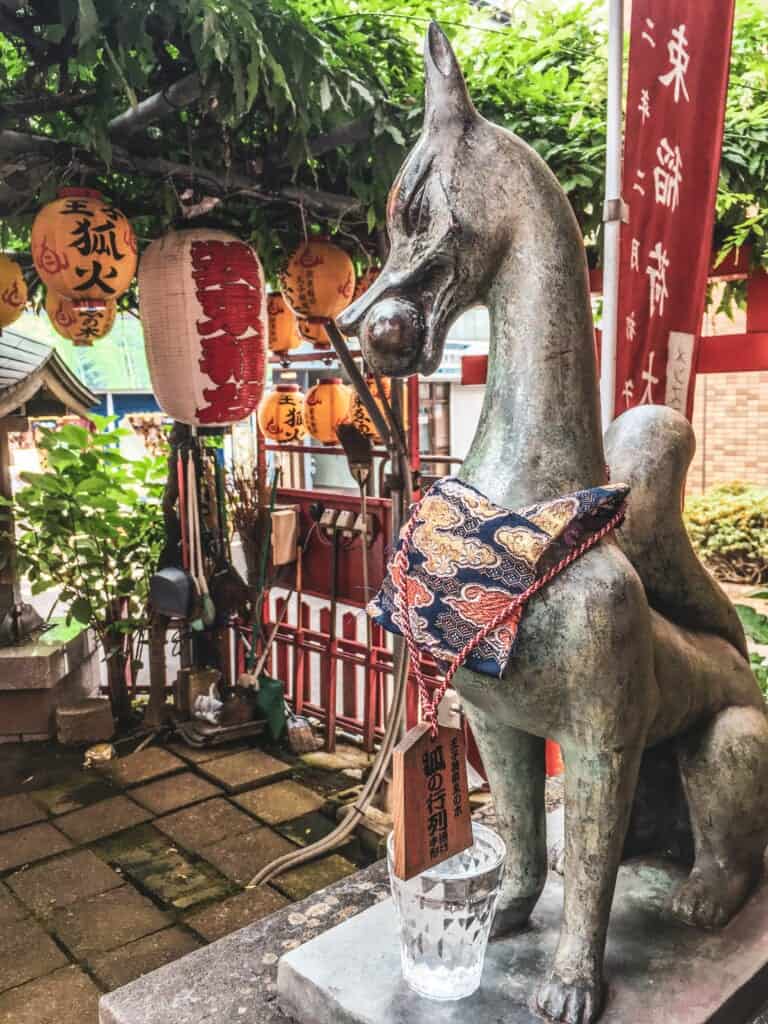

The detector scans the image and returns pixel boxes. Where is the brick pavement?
[0,740,370,1024]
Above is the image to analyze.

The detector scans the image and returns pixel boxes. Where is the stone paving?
[0,739,371,1024]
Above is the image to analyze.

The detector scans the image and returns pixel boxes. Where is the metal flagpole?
[599,0,625,428]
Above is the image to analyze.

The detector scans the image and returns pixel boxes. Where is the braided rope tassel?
[394,503,626,736]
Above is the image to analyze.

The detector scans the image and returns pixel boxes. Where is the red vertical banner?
[614,1,735,420]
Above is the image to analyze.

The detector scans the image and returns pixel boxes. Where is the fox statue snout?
[337,295,425,376]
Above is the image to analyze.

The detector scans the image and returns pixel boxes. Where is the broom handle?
[251,589,294,679]
[188,451,208,597]
[177,452,189,572]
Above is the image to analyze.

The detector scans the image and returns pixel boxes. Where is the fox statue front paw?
[535,968,605,1024]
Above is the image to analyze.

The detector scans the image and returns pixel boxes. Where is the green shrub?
[685,483,768,583]
[749,652,768,699]
[735,602,768,699]
[0,416,165,720]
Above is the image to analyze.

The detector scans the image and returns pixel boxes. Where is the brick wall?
[689,371,768,494]
[688,299,768,494]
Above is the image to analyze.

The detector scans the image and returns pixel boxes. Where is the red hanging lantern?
[304,377,352,444]
[138,229,267,427]
[31,188,137,308]
[257,384,306,443]
[0,255,27,328]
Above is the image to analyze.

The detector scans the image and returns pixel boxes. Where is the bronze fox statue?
[337,25,768,1024]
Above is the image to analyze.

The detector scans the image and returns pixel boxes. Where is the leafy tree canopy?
[0,0,766,299]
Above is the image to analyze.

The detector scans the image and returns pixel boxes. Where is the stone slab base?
[278,857,768,1024]
[0,628,99,742]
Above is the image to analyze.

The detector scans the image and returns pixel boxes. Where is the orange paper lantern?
[280,239,355,321]
[267,293,302,354]
[348,376,395,444]
[0,255,27,328]
[304,377,352,445]
[353,266,380,301]
[296,317,331,348]
[31,188,137,308]
[45,289,116,346]
[257,384,305,443]
[139,229,267,427]
[45,288,78,340]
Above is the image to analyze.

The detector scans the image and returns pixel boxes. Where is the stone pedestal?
[278,858,768,1024]
[98,851,768,1024]
[0,625,100,742]
[56,697,114,745]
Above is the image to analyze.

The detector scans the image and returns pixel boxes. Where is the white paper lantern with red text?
[138,229,267,426]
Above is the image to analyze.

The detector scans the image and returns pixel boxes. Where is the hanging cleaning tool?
[209,447,250,622]
[148,448,194,619]
[286,530,319,753]
[238,467,291,741]
[188,448,216,629]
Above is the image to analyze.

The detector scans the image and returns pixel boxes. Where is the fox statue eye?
[397,155,433,237]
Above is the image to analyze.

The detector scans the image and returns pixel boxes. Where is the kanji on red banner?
[614,1,735,420]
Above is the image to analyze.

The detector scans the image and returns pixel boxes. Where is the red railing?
[236,587,563,777]
[238,590,445,754]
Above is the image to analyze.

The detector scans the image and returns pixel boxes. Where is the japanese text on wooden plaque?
[392,723,473,881]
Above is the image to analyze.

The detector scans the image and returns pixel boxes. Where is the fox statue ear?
[424,22,477,129]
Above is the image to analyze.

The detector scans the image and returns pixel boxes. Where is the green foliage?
[714,0,768,280]
[1,0,768,295]
[735,603,768,699]
[736,603,768,644]
[685,483,768,584]
[3,417,166,652]
[750,652,768,698]
[459,2,607,244]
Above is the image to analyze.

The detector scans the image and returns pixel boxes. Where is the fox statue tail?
[605,403,747,660]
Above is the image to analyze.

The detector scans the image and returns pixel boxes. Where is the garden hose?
[247,320,413,889]
[246,638,409,888]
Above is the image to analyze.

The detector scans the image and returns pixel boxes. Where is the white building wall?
[449,384,486,461]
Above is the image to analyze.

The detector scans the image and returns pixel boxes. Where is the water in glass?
[387,821,506,1001]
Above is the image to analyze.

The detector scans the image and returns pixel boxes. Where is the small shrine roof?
[0,329,96,420]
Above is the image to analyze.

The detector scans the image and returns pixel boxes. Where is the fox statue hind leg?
[674,705,768,929]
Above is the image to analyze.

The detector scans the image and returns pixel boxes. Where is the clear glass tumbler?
[387,822,506,1001]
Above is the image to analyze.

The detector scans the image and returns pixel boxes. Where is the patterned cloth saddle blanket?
[369,477,629,679]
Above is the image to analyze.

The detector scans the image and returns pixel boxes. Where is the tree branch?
[108,73,202,136]
[280,183,360,216]
[266,115,373,168]
[0,91,97,116]
[0,129,362,217]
